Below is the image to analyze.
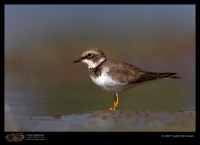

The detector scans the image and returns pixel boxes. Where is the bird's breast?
[90,71,130,93]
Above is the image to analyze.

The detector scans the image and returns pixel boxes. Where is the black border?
[4,3,196,142]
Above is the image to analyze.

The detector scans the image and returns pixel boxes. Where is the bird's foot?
[109,107,116,110]
[109,102,119,110]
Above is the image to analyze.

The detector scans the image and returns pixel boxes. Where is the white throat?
[82,57,106,69]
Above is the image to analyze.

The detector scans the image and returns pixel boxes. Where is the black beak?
[73,57,84,63]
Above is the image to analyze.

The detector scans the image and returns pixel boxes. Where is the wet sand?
[5,110,195,131]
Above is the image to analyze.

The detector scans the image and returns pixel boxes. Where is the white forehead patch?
[82,57,106,69]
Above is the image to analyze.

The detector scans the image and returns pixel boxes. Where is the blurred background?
[5,5,195,120]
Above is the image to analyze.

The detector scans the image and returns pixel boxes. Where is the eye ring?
[87,53,93,58]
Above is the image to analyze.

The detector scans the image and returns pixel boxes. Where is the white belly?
[90,72,134,93]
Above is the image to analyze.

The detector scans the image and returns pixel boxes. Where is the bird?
[73,48,180,110]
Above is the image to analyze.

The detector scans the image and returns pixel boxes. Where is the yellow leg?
[109,93,119,110]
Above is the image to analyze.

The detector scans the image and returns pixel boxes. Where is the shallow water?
[5,83,194,114]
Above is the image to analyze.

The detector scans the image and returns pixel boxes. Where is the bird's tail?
[149,72,181,79]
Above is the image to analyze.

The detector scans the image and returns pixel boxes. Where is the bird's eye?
[87,53,93,58]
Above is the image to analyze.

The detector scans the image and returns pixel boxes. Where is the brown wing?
[104,60,180,84]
